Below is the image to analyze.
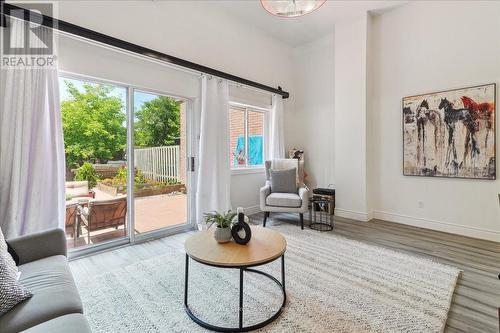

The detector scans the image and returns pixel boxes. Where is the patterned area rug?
[74,224,460,332]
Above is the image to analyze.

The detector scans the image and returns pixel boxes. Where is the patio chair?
[78,197,127,244]
[65,203,79,245]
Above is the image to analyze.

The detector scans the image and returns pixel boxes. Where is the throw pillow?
[0,227,18,274]
[0,252,32,316]
[270,168,297,193]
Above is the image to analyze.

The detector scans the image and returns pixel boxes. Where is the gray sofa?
[1,229,91,333]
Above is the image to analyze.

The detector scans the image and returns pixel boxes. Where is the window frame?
[228,101,269,174]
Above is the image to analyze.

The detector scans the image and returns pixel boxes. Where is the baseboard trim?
[243,205,261,216]
[335,208,371,222]
[243,204,500,242]
[373,210,500,243]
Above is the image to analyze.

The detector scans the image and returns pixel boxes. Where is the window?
[229,104,267,168]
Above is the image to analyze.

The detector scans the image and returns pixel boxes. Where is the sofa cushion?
[266,192,302,208]
[0,255,83,333]
[22,314,91,333]
[270,168,297,193]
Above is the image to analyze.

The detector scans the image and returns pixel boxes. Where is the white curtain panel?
[270,94,285,159]
[195,76,231,229]
[0,21,65,238]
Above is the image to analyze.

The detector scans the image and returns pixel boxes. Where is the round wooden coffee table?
[184,226,287,332]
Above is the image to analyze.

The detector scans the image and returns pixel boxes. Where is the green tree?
[61,81,126,167]
[134,96,180,147]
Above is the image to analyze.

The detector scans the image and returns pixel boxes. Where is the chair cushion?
[266,159,305,186]
[270,168,297,193]
[65,181,89,198]
[0,255,83,333]
[266,192,302,208]
[66,188,89,198]
[22,314,91,333]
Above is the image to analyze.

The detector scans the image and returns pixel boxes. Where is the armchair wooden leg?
[263,211,270,227]
[300,213,304,230]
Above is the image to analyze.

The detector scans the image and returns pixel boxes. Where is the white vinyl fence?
[134,145,180,183]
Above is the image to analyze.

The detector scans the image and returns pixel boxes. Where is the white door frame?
[61,71,198,260]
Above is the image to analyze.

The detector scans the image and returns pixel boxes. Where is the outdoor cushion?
[22,314,91,333]
[0,255,83,333]
[266,192,302,208]
[270,168,297,193]
[65,181,89,198]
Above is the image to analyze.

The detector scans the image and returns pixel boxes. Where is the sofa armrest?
[299,186,310,211]
[6,228,67,265]
[260,185,271,210]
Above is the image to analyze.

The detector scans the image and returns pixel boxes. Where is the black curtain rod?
[0,2,289,99]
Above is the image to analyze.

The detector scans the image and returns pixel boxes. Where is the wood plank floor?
[69,213,500,333]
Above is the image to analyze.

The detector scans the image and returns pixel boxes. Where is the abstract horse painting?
[403,84,496,179]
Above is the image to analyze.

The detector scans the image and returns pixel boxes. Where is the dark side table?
[309,190,335,231]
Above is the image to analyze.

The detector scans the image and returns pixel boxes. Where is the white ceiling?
[207,0,407,47]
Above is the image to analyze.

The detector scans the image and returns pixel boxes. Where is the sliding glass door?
[60,75,130,250]
[60,73,195,255]
[132,89,191,239]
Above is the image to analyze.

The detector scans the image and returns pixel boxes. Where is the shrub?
[112,167,147,186]
[115,166,127,184]
[135,169,146,185]
[74,162,99,188]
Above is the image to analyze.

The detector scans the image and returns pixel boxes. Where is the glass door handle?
[189,157,195,172]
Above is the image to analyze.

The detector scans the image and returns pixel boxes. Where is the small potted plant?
[204,210,237,243]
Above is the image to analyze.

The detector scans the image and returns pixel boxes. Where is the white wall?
[289,34,335,190]
[58,35,201,98]
[20,0,500,239]
[288,1,500,241]
[334,15,370,221]
[56,1,294,91]
[52,0,295,213]
[370,1,500,241]
[365,13,376,216]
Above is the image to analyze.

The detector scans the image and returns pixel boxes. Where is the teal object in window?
[234,136,245,167]
[235,135,263,166]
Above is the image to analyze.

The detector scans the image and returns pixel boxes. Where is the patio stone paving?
[66,190,187,249]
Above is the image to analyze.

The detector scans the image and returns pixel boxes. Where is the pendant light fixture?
[260,0,326,18]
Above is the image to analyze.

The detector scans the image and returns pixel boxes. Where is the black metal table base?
[184,254,286,332]
[309,222,333,232]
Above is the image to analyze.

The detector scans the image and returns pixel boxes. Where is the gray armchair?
[260,159,309,229]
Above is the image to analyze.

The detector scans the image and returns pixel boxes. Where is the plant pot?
[214,226,232,243]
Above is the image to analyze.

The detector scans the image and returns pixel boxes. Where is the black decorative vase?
[231,212,252,245]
